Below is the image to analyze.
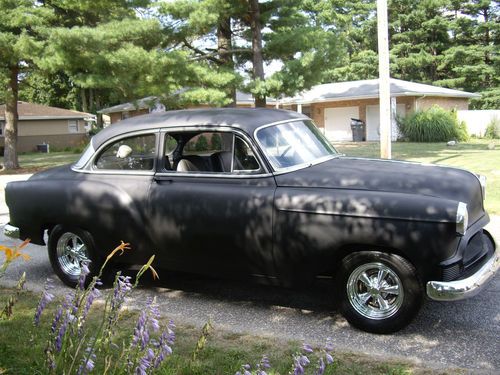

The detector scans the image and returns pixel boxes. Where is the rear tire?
[337,251,423,334]
[48,225,101,287]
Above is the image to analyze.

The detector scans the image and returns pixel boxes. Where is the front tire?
[48,225,101,287]
[337,251,423,334]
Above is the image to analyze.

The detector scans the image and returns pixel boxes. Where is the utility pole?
[377,0,392,159]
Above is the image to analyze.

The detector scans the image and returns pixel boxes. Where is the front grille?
[441,230,495,281]
[442,263,461,281]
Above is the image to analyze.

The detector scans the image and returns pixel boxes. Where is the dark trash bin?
[37,143,50,153]
[350,118,365,142]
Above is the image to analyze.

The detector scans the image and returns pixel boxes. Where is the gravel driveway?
[0,174,499,373]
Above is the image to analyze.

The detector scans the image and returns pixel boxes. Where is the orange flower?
[105,241,131,262]
[0,239,31,262]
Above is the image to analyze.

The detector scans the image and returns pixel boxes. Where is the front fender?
[273,188,460,284]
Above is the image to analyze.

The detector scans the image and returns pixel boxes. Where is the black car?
[4,108,498,333]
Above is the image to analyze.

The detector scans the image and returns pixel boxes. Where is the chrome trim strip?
[276,206,455,223]
[426,248,499,301]
[3,224,20,239]
[155,171,273,179]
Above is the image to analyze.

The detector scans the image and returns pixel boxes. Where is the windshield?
[256,120,338,171]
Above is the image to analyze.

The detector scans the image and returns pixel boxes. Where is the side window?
[68,120,78,133]
[233,136,261,173]
[172,131,261,174]
[95,134,156,171]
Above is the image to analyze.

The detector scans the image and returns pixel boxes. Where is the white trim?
[13,115,90,120]
[281,92,478,106]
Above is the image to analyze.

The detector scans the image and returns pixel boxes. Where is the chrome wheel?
[347,262,404,320]
[56,232,89,276]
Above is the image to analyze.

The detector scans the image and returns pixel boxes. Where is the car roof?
[93,107,308,149]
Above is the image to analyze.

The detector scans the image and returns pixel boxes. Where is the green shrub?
[484,116,500,139]
[211,133,222,150]
[397,106,468,142]
[195,135,209,151]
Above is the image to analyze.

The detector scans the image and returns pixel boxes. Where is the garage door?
[324,107,360,141]
[366,104,406,141]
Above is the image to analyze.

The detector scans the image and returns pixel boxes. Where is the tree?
[0,0,53,169]
[161,0,342,107]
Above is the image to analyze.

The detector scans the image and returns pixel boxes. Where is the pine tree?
[0,0,53,169]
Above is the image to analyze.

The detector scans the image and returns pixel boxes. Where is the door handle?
[153,176,174,183]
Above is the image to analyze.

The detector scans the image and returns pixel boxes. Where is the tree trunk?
[3,66,20,170]
[81,88,88,113]
[89,88,94,113]
[248,0,266,107]
[218,16,236,107]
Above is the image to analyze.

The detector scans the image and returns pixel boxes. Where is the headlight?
[456,202,468,236]
[478,174,487,199]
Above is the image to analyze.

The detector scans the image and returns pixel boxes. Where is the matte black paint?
[4,108,490,287]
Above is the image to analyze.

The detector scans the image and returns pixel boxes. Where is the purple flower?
[316,357,326,375]
[82,285,101,321]
[78,261,90,290]
[149,299,160,333]
[153,320,176,369]
[77,346,96,375]
[302,343,313,353]
[34,278,54,326]
[324,338,334,352]
[111,275,132,311]
[132,310,149,350]
[256,354,271,375]
[325,353,334,364]
[136,348,155,375]
[55,312,71,352]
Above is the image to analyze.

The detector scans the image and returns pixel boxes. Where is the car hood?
[274,156,484,222]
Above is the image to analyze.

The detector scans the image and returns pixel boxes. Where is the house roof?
[97,96,159,114]
[98,91,277,114]
[281,78,481,105]
[92,108,307,149]
[0,101,93,120]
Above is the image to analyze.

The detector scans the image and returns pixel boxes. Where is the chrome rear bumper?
[427,248,499,301]
[3,224,20,239]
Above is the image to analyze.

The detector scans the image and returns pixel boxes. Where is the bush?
[195,135,209,151]
[211,133,222,150]
[484,116,500,139]
[397,106,468,142]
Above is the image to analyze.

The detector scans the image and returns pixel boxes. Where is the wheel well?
[322,244,415,278]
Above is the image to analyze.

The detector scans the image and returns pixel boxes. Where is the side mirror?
[116,145,132,159]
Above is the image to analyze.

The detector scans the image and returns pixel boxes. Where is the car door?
[148,128,277,280]
[83,130,159,263]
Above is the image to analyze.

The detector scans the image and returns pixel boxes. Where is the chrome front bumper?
[427,248,499,301]
[3,224,20,239]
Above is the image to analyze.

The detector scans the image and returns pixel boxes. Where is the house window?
[121,111,130,120]
[68,120,78,133]
[0,122,4,137]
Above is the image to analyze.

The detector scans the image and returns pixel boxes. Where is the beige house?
[280,78,480,141]
[0,102,92,153]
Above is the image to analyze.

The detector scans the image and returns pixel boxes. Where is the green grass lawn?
[0,151,80,175]
[0,289,453,374]
[334,139,500,215]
